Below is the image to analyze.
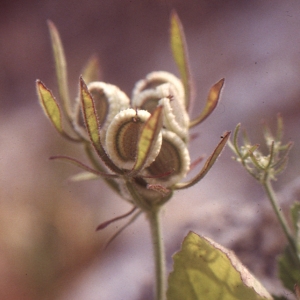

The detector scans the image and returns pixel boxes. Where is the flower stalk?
[263,178,296,253]
[147,208,166,300]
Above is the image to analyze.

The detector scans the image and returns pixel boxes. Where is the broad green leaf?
[80,77,121,173]
[189,78,225,127]
[175,131,230,190]
[48,21,72,121]
[167,231,273,300]
[36,80,79,141]
[170,10,192,109]
[82,54,101,84]
[278,245,300,292]
[130,106,163,176]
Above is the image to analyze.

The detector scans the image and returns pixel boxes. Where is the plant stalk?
[263,179,296,253]
[147,207,166,300]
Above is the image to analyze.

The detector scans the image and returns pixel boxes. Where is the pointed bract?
[47,21,72,121]
[175,131,230,190]
[131,106,163,176]
[36,80,79,141]
[82,54,102,84]
[50,155,118,178]
[170,10,192,109]
[189,78,225,127]
[80,77,121,173]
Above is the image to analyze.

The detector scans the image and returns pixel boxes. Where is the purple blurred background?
[1,0,300,299]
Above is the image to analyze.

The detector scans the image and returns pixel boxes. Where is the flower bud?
[105,108,162,170]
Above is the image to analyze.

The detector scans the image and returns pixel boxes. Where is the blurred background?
[1,0,300,299]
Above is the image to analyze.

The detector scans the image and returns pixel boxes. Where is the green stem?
[147,208,166,300]
[263,179,296,253]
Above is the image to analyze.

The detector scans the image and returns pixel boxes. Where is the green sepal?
[47,21,72,121]
[79,76,121,174]
[175,131,230,190]
[170,10,192,109]
[36,80,79,142]
[189,78,225,128]
[130,106,163,176]
[167,231,273,300]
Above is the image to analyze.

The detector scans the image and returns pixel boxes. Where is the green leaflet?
[170,10,192,110]
[167,232,273,300]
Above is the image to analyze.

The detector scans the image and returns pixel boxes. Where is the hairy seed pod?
[74,81,130,141]
[105,109,162,170]
[132,71,185,107]
[145,129,190,187]
[132,82,189,141]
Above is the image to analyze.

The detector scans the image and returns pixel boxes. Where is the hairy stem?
[147,208,166,300]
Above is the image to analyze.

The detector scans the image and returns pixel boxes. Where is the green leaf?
[167,231,273,300]
[278,245,300,292]
[80,77,121,173]
[36,80,79,141]
[189,79,225,127]
[130,106,163,176]
[47,21,72,121]
[81,54,101,84]
[170,10,192,109]
[175,131,230,190]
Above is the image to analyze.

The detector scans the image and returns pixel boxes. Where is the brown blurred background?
[1,0,300,299]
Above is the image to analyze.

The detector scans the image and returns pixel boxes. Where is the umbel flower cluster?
[36,13,229,230]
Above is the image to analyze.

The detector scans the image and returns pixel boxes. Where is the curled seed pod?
[132,83,189,141]
[145,129,190,187]
[74,81,130,140]
[105,108,162,170]
[132,71,185,106]
[157,84,189,141]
